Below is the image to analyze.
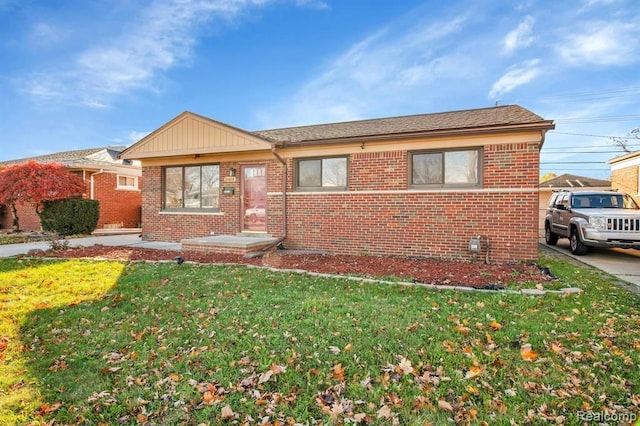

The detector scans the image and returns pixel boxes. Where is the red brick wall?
[0,171,141,232]
[92,173,142,228]
[140,142,541,262]
[141,164,243,241]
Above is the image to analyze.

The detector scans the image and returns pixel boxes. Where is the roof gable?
[0,146,130,170]
[540,173,610,188]
[120,111,271,160]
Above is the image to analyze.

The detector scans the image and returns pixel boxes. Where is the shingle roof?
[253,105,552,144]
[0,146,128,168]
[540,173,610,188]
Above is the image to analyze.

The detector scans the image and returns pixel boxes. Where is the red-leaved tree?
[0,161,86,231]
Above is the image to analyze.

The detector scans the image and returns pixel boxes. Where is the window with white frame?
[296,157,348,191]
[410,148,481,187]
[117,175,138,190]
[163,164,220,210]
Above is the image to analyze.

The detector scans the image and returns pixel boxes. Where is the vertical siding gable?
[122,112,271,159]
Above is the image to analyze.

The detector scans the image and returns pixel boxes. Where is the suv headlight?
[589,217,606,230]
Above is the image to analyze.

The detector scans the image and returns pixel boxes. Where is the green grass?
[0,254,638,425]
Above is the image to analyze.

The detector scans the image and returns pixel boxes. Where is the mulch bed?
[26,245,556,289]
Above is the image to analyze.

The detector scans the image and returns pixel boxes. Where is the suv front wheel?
[570,228,589,255]
[545,223,558,246]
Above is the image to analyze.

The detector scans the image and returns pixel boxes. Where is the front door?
[241,165,267,232]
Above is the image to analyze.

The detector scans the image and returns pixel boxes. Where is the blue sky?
[1,0,639,180]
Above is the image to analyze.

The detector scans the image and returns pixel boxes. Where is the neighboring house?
[0,146,142,232]
[608,150,640,205]
[120,105,554,263]
[538,174,611,236]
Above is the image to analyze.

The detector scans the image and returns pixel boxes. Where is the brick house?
[120,105,554,262]
[0,146,142,232]
[609,150,640,205]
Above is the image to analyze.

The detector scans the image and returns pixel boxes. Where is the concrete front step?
[181,234,278,255]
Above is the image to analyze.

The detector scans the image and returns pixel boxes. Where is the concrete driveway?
[0,234,180,258]
[540,238,640,286]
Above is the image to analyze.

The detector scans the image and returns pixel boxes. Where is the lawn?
[0,255,638,425]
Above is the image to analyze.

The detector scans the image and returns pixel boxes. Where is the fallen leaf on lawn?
[455,325,471,334]
[331,363,345,381]
[258,370,273,384]
[344,342,353,351]
[328,346,340,354]
[549,341,564,354]
[270,363,286,374]
[520,344,539,362]
[489,320,502,330]
[465,385,480,395]
[465,365,482,379]
[377,405,392,419]
[397,357,413,375]
[438,399,454,412]
[36,402,63,416]
[406,322,419,331]
[220,404,237,420]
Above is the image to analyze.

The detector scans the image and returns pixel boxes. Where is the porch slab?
[181,234,278,255]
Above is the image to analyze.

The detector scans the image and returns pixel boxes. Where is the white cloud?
[28,22,69,46]
[19,0,283,107]
[502,15,535,54]
[557,21,640,66]
[488,59,541,100]
[256,13,471,127]
[295,0,329,10]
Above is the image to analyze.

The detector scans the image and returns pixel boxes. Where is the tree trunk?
[10,203,19,232]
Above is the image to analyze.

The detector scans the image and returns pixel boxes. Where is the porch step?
[181,234,278,255]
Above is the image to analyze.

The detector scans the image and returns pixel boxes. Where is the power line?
[540,86,640,102]
[548,131,639,139]
[541,161,608,164]
[554,115,640,124]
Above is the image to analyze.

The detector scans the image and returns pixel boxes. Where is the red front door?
[241,165,267,232]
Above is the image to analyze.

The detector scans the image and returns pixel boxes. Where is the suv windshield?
[571,193,640,209]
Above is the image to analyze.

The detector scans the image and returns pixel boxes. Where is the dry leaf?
[490,320,502,330]
[331,363,345,381]
[376,405,392,419]
[465,365,482,379]
[438,399,454,412]
[220,404,237,420]
[455,325,471,334]
[520,344,539,362]
[465,385,480,395]
[397,357,413,375]
[344,342,353,351]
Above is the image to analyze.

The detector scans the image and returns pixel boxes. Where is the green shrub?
[40,199,99,235]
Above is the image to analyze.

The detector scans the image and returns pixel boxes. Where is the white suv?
[544,190,640,255]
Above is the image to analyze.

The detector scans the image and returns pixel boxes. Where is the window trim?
[409,147,483,189]
[295,156,349,191]
[116,175,139,190]
[162,163,221,212]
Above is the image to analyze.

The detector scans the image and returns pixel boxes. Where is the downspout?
[271,144,288,246]
[89,169,105,200]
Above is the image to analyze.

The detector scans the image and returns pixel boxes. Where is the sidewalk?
[0,234,181,258]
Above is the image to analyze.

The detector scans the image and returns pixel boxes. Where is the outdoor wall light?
[229,167,236,177]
